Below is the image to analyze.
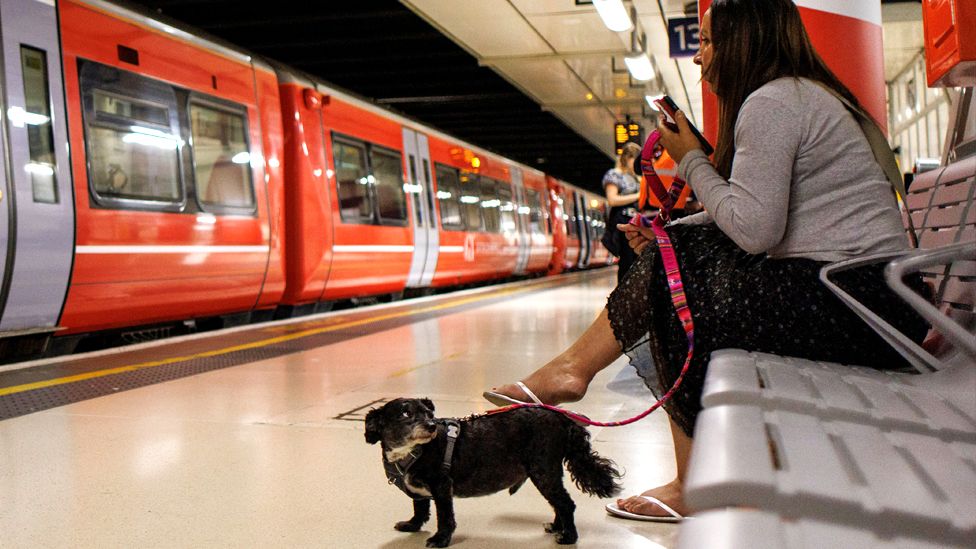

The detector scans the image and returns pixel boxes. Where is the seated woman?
[484,0,928,522]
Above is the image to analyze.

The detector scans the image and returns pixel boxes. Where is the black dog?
[364,398,621,547]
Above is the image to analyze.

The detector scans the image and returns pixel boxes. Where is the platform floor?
[0,270,681,549]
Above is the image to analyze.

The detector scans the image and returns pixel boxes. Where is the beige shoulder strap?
[816,82,919,247]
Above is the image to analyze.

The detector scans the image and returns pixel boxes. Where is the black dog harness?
[385,419,461,500]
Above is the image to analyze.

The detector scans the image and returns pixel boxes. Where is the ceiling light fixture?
[594,0,633,32]
[624,52,655,81]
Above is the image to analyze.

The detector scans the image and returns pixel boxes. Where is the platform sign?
[667,16,700,58]
[614,122,643,156]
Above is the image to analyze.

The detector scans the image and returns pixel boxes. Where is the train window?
[525,189,545,234]
[422,159,436,224]
[370,147,408,225]
[589,208,606,241]
[189,102,255,211]
[459,171,483,232]
[80,61,183,210]
[93,91,169,126]
[333,139,373,223]
[435,164,463,230]
[497,185,516,233]
[20,47,57,204]
[566,192,580,239]
[480,179,501,233]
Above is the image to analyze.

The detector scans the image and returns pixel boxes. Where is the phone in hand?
[652,95,714,156]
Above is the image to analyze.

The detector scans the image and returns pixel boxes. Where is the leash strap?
[491,130,695,428]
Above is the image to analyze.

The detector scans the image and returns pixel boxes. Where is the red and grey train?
[0,0,614,360]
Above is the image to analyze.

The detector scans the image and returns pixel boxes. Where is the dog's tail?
[564,424,622,498]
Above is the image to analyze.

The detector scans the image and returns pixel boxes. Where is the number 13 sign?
[667,17,700,58]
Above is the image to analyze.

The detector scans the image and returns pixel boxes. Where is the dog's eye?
[401,411,411,418]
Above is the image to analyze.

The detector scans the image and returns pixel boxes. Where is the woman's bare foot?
[487,360,592,405]
[616,479,689,518]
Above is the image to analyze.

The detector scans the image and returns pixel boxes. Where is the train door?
[0,0,74,333]
[510,168,531,274]
[403,128,439,287]
[575,192,590,268]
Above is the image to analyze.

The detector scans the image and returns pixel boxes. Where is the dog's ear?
[364,408,382,445]
[421,398,435,413]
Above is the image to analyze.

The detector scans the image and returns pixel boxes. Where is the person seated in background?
[484,0,928,522]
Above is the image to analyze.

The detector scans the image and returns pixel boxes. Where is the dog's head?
[364,398,438,452]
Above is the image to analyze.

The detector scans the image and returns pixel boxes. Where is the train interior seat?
[204,156,249,207]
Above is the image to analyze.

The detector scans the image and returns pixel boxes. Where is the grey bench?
[676,115,976,546]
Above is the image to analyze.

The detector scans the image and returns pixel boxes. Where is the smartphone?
[652,95,714,156]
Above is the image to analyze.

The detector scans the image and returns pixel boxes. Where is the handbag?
[601,205,636,256]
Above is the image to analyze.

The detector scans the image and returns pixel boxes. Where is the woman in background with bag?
[601,141,641,281]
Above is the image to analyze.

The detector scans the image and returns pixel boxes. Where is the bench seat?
[677,509,972,549]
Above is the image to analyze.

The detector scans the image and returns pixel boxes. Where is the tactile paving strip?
[0,345,285,419]
[0,271,609,421]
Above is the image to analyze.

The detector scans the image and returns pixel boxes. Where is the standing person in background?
[602,141,642,281]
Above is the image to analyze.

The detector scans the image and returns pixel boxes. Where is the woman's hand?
[657,110,702,165]
[619,223,655,254]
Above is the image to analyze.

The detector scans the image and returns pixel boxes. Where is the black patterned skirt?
[606,224,929,437]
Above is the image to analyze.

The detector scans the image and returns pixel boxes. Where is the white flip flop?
[483,382,591,427]
[482,381,542,407]
[605,495,684,523]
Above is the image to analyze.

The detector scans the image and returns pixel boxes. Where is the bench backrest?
[899,87,975,366]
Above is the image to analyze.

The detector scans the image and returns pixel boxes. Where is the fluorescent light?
[123,132,179,150]
[25,162,54,176]
[231,152,250,164]
[6,106,49,127]
[594,0,633,32]
[625,53,655,81]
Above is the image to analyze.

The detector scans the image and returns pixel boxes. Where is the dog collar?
[384,419,462,500]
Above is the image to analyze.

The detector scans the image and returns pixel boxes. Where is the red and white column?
[698,0,888,141]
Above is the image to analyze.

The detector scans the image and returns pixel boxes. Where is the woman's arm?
[605,183,640,207]
[677,95,801,254]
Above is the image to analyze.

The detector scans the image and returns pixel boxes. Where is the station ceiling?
[123,0,923,195]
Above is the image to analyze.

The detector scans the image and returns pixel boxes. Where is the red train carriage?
[56,0,285,335]
[275,66,560,313]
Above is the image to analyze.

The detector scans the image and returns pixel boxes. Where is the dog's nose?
[425,420,437,430]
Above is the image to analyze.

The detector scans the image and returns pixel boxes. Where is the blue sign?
[667,17,700,58]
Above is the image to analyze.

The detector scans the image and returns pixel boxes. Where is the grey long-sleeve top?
[673,77,908,262]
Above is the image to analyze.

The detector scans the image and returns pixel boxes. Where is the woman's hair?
[706,0,863,178]
[617,141,642,171]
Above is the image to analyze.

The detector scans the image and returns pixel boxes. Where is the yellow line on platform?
[0,276,579,398]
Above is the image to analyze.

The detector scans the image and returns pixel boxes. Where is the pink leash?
[489,130,695,427]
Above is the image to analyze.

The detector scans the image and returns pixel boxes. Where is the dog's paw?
[395,520,423,532]
[554,530,578,545]
[425,532,452,547]
[395,521,420,532]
